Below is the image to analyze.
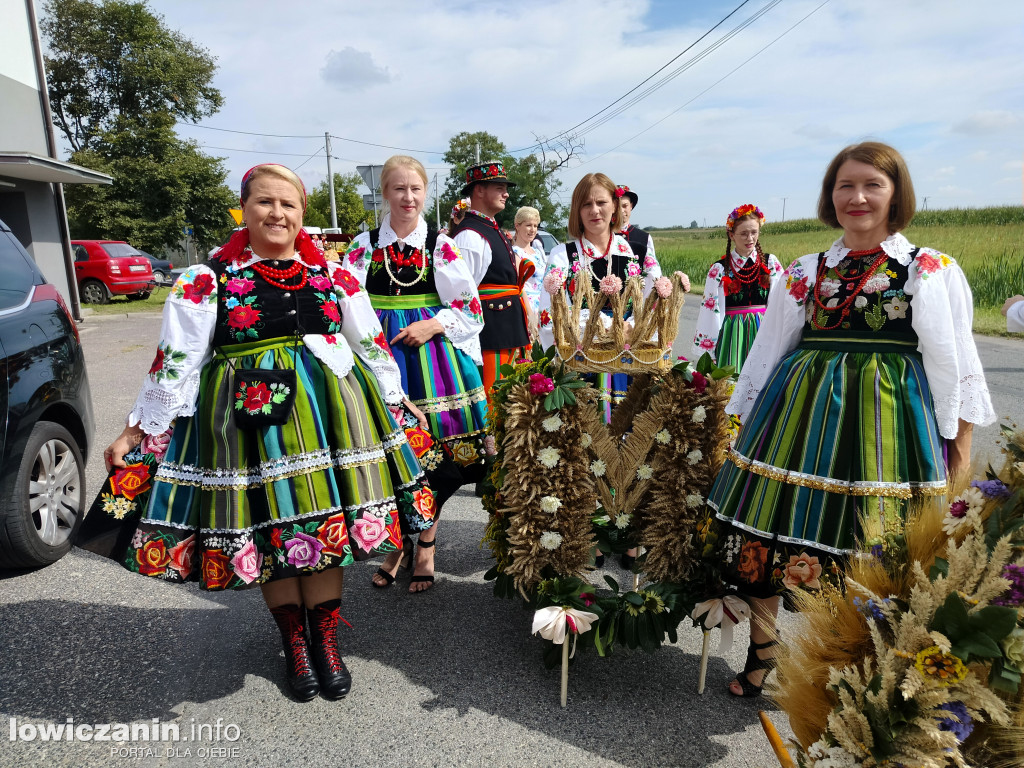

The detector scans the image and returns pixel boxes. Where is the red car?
[71,240,156,304]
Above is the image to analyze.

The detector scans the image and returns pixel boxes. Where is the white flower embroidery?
[883,298,908,319]
[816,278,841,298]
[854,295,868,309]
[862,274,891,294]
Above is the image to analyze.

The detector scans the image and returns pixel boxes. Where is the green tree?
[42,0,222,152]
[64,114,235,253]
[440,131,574,233]
[304,173,374,232]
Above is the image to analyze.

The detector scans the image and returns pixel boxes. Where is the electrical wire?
[185,122,446,155]
[578,0,833,166]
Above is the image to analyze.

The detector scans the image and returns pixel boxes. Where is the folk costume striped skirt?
[715,305,765,374]
[123,337,433,591]
[372,295,489,467]
[704,336,947,598]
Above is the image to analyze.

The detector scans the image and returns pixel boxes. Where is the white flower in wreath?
[540,495,562,514]
[854,295,868,309]
[580,432,592,448]
[685,493,704,508]
[541,414,562,432]
[805,741,859,768]
[590,459,607,477]
[654,429,671,445]
[942,486,986,535]
[539,531,563,550]
[636,464,653,480]
[691,406,707,423]
[615,513,631,530]
[537,447,561,468]
[687,449,703,465]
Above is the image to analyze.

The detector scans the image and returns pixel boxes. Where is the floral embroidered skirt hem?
[118,338,433,590]
[703,339,947,598]
[715,308,765,375]
[377,306,489,469]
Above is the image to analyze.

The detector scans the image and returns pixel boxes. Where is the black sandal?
[371,541,409,589]
[409,538,435,592]
[729,638,779,698]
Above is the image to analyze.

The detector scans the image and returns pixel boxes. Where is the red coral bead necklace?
[250,254,309,290]
[811,246,889,330]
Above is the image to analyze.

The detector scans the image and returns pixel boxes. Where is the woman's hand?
[390,318,443,348]
[948,418,974,477]
[104,424,146,470]
[403,398,428,430]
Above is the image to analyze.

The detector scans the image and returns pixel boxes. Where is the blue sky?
[131,0,1023,229]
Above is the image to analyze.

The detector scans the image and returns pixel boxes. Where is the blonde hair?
[567,173,618,240]
[241,164,306,208]
[514,206,540,226]
[380,155,428,191]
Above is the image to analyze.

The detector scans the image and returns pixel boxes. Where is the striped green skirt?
[125,337,433,590]
[705,336,947,597]
[715,306,765,374]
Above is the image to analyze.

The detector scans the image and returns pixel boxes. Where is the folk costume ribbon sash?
[725,305,767,316]
[479,258,536,335]
[368,292,442,310]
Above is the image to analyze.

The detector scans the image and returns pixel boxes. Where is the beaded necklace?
[811,247,889,330]
[382,242,428,288]
[580,232,615,283]
[250,255,309,290]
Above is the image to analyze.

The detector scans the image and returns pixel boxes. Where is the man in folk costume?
[450,161,534,400]
[616,185,659,270]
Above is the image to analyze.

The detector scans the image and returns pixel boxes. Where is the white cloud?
[321,48,392,91]
[952,111,1024,136]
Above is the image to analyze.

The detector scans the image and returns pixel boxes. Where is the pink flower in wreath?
[529,373,555,395]
[653,276,672,299]
[351,512,391,553]
[782,552,823,590]
[598,274,622,295]
[285,531,323,568]
[674,271,691,292]
[231,539,263,584]
[543,270,564,295]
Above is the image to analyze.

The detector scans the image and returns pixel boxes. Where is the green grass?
[655,209,1024,337]
[83,286,171,314]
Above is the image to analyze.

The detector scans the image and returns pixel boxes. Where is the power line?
[578,0,834,166]
[200,144,322,157]
[508,0,758,153]
[184,122,446,155]
[293,148,324,171]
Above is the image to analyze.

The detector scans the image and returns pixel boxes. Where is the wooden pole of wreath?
[759,711,797,768]
[697,631,711,694]
[560,639,570,708]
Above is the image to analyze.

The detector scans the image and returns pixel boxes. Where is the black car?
[0,217,95,568]
[137,250,174,286]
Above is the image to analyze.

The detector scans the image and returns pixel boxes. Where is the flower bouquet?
[773,425,1024,768]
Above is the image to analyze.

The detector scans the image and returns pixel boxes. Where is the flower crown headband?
[726,203,765,231]
[451,198,470,218]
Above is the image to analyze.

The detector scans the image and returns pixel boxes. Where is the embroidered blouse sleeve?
[691,262,725,362]
[431,235,484,363]
[127,265,218,434]
[727,254,812,419]
[907,249,997,438]
[642,236,662,295]
[452,229,491,285]
[1007,301,1024,333]
[342,233,372,288]
[538,243,570,350]
[328,263,406,405]
[767,254,785,291]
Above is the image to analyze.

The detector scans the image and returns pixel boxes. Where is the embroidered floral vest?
[208,257,343,346]
[717,255,772,309]
[565,241,639,317]
[802,250,918,344]
[363,228,440,298]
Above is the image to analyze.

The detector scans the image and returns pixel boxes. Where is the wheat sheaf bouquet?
[774,425,1024,768]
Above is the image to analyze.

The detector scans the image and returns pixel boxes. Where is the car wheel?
[80,279,109,304]
[152,270,168,286]
[0,421,86,568]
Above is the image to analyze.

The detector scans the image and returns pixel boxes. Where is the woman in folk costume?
[102,164,433,702]
[703,142,996,698]
[345,155,488,593]
[538,173,663,569]
[691,204,784,372]
[615,184,659,273]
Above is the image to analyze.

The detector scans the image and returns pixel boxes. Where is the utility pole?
[781,197,787,222]
[434,173,440,229]
[475,142,480,163]
[325,132,337,229]
[923,196,929,210]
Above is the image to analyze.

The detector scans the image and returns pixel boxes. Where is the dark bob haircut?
[817,141,916,233]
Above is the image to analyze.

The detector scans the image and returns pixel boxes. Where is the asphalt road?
[0,305,1020,768]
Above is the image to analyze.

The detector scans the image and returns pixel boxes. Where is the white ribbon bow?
[532,606,600,658]
[691,595,751,652]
